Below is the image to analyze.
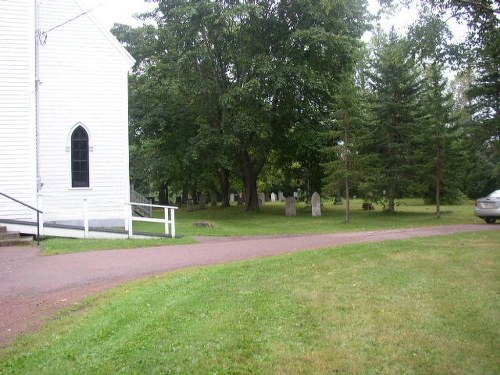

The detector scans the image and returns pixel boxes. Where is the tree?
[420,63,466,216]
[364,30,424,212]
[379,0,500,196]
[124,0,369,211]
[323,72,367,223]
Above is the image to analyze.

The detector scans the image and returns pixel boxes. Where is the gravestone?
[229,193,235,203]
[278,191,284,202]
[311,192,321,217]
[258,192,265,206]
[211,192,217,207]
[198,194,206,209]
[285,197,297,217]
[334,193,343,205]
[271,192,277,202]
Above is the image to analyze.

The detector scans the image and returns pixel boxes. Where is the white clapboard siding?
[37,0,134,226]
[36,0,134,226]
[1,0,134,226]
[0,0,38,220]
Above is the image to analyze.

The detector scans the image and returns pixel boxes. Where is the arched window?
[71,126,89,187]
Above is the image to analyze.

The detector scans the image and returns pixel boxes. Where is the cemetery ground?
[1,230,498,374]
[43,198,485,254]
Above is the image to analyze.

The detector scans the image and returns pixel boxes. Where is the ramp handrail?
[0,191,43,244]
[126,202,177,238]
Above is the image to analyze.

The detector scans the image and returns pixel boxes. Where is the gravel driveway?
[0,224,498,347]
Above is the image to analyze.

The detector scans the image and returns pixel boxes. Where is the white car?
[474,189,500,224]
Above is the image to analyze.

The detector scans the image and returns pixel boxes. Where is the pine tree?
[364,30,424,212]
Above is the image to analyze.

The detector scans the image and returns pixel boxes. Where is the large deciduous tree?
[123,0,368,211]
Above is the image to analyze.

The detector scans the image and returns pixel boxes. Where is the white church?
[0,0,173,239]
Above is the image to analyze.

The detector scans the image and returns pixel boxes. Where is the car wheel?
[485,218,497,224]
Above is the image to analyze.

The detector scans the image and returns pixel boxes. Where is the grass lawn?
[41,199,483,254]
[2,231,498,374]
[136,198,482,237]
[41,237,196,256]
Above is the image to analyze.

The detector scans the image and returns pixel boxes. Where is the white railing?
[36,194,178,239]
[127,202,177,238]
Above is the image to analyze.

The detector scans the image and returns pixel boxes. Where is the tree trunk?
[345,177,350,224]
[181,185,188,205]
[159,181,168,205]
[344,128,350,223]
[220,168,230,207]
[435,149,442,218]
[388,185,395,212]
[241,150,263,211]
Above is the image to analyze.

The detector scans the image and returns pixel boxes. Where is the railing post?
[37,193,44,237]
[83,199,89,238]
[128,204,133,238]
[170,208,176,239]
[164,207,169,236]
[124,204,129,232]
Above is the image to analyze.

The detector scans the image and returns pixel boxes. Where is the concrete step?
[0,231,21,241]
[0,228,33,247]
[0,237,33,247]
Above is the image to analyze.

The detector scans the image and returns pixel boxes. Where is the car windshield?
[487,190,500,198]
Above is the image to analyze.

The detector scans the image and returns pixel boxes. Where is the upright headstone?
[278,191,284,202]
[258,192,265,206]
[211,192,218,207]
[334,192,343,205]
[271,192,277,202]
[311,192,321,217]
[230,193,235,203]
[285,197,297,217]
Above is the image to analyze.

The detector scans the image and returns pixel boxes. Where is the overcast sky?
[82,0,464,42]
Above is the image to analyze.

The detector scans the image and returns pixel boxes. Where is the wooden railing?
[130,188,152,217]
[127,203,177,238]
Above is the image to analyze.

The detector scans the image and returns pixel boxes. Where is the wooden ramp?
[0,220,171,240]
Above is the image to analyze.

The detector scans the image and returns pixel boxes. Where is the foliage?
[323,72,368,222]
[114,0,369,209]
[419,62,468,212]
[378,0,500,197]
[362,30,424,211]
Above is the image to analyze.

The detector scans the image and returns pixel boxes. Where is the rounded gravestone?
[311,192,321,217]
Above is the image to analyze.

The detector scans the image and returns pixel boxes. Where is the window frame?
[70,125,90,188]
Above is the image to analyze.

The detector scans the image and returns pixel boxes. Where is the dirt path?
[0,224,498,347]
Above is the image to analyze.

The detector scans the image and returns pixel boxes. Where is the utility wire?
[45,1,107,34]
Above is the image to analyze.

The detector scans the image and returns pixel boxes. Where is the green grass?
[41,237,196,255]
[41,199,482,254]
[136,198,482,237]
[2,231,498,374]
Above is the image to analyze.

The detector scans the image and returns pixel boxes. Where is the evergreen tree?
[420,63,466,216]
[323,73,367,223]
[364,30,424,212]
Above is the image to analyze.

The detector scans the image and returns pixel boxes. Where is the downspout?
[34,0,42,193]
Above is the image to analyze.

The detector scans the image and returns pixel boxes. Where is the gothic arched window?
[71,126,89,188]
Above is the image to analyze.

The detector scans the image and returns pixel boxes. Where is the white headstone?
[311,192,321,217]
[230,193,235,203]
[278,191,284,202]
[285,197,297,217]
[271,192,277,202]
